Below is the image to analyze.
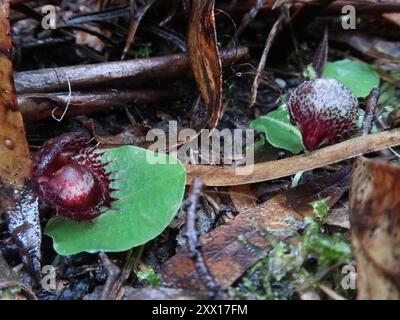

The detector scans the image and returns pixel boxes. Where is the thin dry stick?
[185,178,222,299]
[114,246,144,300]
[249,14,285,107]
[186,128,400,186]
[227,0,268,49]
[362,87,380,136]
[99,252,121,300]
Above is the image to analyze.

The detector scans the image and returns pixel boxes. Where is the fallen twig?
[186,128,400,186]
[185,178,222,299]
[362,88,380,136]
[227,0,268,49]
[114,247,144,300]
[18,88,186,122]
[14,47,248,94]
[249,13,285,107]
[99,252,121,300]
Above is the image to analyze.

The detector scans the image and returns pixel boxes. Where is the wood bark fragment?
[350,157,400,299]
[0,0,41,281]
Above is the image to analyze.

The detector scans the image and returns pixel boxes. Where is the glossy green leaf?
[323,59,380,98]
[45,146,186,255]
[250,105,304,154]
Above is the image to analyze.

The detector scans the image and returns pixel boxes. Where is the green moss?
[230,198,354,300]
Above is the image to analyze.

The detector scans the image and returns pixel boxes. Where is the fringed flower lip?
[32,132,118,221]
[288,78,359,151]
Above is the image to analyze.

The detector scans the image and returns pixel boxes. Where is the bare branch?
[185,178,222,299]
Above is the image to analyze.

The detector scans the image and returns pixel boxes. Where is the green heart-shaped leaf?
[45,146,186,255]
[250,105,304,154]
[323,59,380,98]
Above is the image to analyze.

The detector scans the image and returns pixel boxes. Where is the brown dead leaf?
[350,156,400,299]
[325,200,349,229]
[229,184,258,212]
[83,119,151,148]
[383,0,400,27]
[330,30,400,61]
[97,124,151,147]
[188,0,222,129]
[0,1,41,280]
[162,169,350,290]
[75,26,110,52]
[384,13,400,27]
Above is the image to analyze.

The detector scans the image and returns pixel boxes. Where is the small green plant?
[223,79,237,100]
[134,42,152,59]
[137,267,161,286]
[310,198,330,222]
[379,70,400,118]
[302,64,317,80]
[302,199,352,267]
[230,198,353,300]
